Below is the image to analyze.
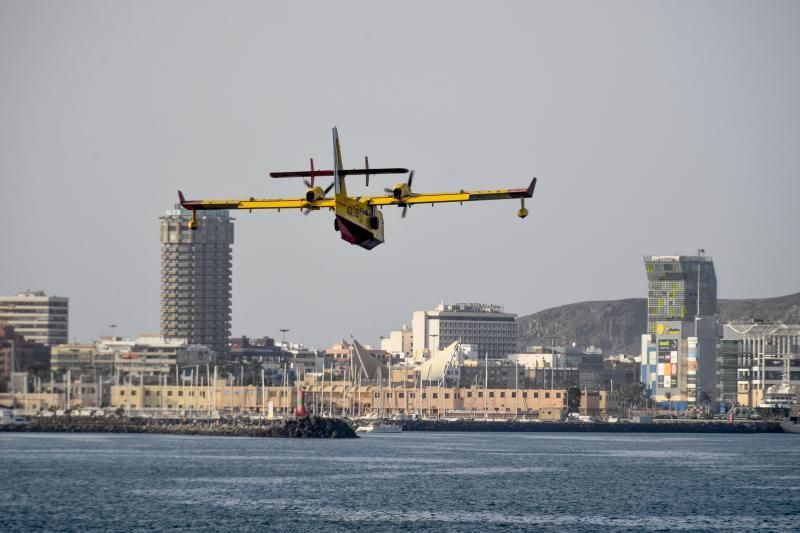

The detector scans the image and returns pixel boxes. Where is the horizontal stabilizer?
[270,167,408,178]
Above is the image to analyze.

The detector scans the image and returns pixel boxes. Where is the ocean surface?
[1,431,799,531]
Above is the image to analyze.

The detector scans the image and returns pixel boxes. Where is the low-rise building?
[0,291,68,346]
[0,325,50,392]
[50,344,110,375]
[723,323,800,408]
[98,335,215,383]
[380,324,413,360]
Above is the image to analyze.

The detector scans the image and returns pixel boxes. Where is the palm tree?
[699,391,713,415]
[249,359,262,387]
[664,391,673,414]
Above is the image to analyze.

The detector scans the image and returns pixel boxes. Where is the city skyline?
[2,2,798,348]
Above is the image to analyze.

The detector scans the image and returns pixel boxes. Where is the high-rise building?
[641,254,718,410]
[412,302,516,360]
[644,254,717,335]
[160,206,233,357]
[0,291,68,345]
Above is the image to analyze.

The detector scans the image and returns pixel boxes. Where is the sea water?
[1,432,798,531]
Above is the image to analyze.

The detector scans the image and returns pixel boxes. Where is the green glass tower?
[644,254,717,335]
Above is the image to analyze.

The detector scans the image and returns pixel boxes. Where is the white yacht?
[355,421,403,434]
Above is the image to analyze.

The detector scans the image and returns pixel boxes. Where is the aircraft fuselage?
[334,195,384,250]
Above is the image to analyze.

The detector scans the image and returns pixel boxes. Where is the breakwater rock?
[403,420,784,434]
[0,415,357,439]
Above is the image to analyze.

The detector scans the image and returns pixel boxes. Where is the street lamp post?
[10,339,15,414]
[279,329,289,349]
[430,334,439,417]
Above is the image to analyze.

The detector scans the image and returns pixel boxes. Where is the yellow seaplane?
[178,127,537,250]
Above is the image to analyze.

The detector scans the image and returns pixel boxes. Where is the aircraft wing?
[178,191,335,211]
[363,178,537,206]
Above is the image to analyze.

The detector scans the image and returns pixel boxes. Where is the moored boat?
[355,421,402,434]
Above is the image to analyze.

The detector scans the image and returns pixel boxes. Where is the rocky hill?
[517,292,800,355]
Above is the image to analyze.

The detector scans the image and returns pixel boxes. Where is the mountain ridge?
[516,292,800,355]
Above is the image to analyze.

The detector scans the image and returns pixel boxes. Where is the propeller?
[402,171,414,217]
[303,158,316,188]
[385,170,415,218]
[303,181,335,215]
[365,156,370,187]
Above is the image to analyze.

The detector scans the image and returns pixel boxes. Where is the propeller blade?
[407,170,414,188]
[304,179,312,188]
[365,155,370,187]
[309,158,316,188]
[324,182,335,195]
[402,205,408,218]
[384,188,393,194]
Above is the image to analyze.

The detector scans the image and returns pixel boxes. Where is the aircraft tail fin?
[332,127,346,196]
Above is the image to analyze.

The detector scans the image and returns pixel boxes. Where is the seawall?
[0,415,358,438]
[402,420,785,433]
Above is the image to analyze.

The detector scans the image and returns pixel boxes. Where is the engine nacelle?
[305,186,325,203]
[392,182,411,199]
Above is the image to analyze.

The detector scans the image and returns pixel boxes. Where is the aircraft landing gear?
[334,219,340,232]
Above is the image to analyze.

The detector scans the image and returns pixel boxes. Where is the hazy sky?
[1,1,798,348]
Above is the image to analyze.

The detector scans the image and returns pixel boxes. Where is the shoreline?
[1,417,790,435]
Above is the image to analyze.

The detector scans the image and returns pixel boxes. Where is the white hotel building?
[412,302,516,360]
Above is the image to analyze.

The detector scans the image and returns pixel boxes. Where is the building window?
[511,392,516,398]
[467,391,473,398]
[489,392,494,398]
[168,391,173,396]
[433,393,438,399]
[533,392,539,398]
[500,392,505,398]
[131,390,137,396]
[545,392,550,399]
[522,392,527,398]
